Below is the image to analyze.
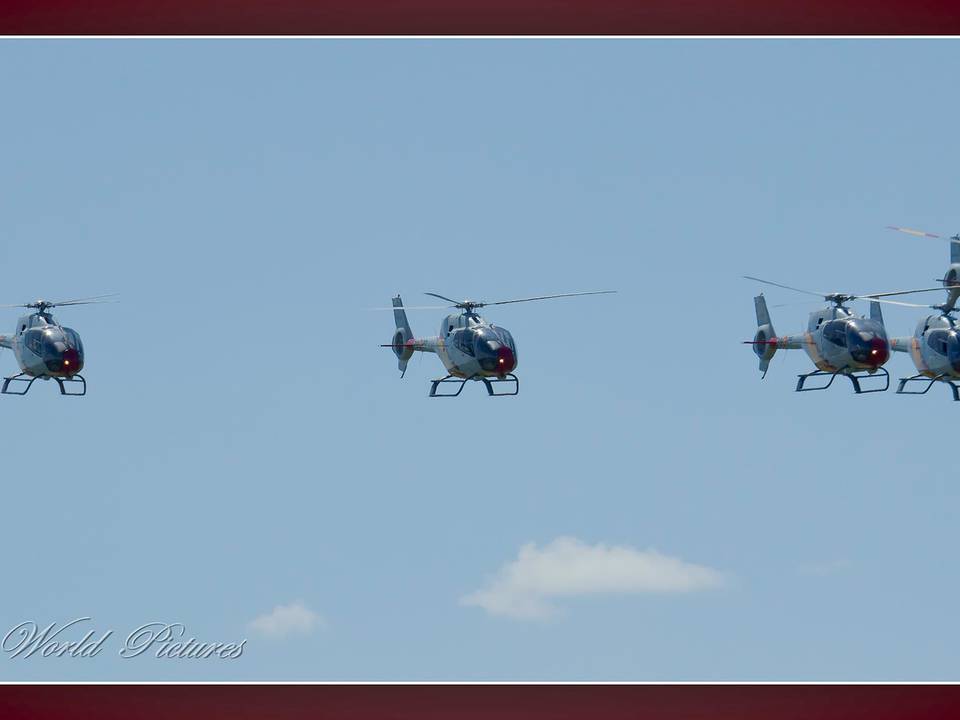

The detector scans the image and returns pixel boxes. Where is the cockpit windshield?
[488,325,515,350]
[473,327,499,343]
[847,319,886,345]
[40,328,67,356]
[473,328,501,356]
[470,325,517,374]
[449,324,517,371]
[846,318,889,366]
[473,326,517,355]
[63,327,83,352]
[947,331,960,373]
[22,323,84,374]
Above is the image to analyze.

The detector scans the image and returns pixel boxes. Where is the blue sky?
[1,39,959,680]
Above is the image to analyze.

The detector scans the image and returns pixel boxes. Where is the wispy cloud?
[248,601,323,638]
[461,536,725,620]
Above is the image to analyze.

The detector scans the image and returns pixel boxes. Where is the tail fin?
[755,293,772,327]
[751,294,777,378]
[869,300,883,325]
[390,295,415,376]
[946,236,960,311]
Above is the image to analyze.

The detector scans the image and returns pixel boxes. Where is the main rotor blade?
[854,286,946,300]
[742,276,829,298]
[424,292,461,305]
[887,225,960,246]
[50,299,119,307]
[481,290,618,307]
[887,225,943,239]
[0,293,119,311]
[745,276,945,303]
[49,293,119,306]
[861,296,931,308]
[770,300,823,309]
[773,294,936,308]
[369,305,450,311]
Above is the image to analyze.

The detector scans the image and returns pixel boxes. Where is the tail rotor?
[751,294,778,378]
[389,296,415,377]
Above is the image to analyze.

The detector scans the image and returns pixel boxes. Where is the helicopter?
[0,295,115,396]
[382,290,616,397]
[884,225,960,400]
[744,277,945,393]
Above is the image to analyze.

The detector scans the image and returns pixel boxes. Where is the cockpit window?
[847,322,884,343]
[489,325,516,350]
[822,321,847,347]
[453,330,474,356]
[848,321,884,345]
[25,329,43,355]
[948,332,960,372]
[928,329,950,355]
[474,328,502,354]
[63,328,83,352]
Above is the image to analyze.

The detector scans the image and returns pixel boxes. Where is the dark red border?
[0,685,958,719]
[1,0,960,35]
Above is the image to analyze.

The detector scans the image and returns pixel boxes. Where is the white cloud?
[461,536,724,620]
[248,601,323,638]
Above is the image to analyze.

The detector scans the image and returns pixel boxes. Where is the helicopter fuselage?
[410,312,518,379]
[891,314,960,379]
[768,306,891,374]
[0,312,85,379]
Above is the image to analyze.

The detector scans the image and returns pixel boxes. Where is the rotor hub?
[825,293,854,307]
[455,300,485,316]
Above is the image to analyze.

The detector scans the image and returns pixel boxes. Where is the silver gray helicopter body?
[887,227,960,399]
[749,291,892,393]
[891,313,960,387]
[390,300,519,396]
[385,290,614,397]
[0,295,114,396]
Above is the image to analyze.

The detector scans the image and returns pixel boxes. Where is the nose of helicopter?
[60,347,83,376]
[863,336,889,368]
[846,320,889,369]
[495,345,516,376]
[478,342,516,376]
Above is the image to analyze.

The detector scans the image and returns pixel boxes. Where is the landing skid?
[2,373,36,395]
[429,374,519,397]
[896,373,960,401]
[796,367,889,394]
[482,374,519,397]
[1,373,86,396]
[429,375,469,397]
[56,375,87,396]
